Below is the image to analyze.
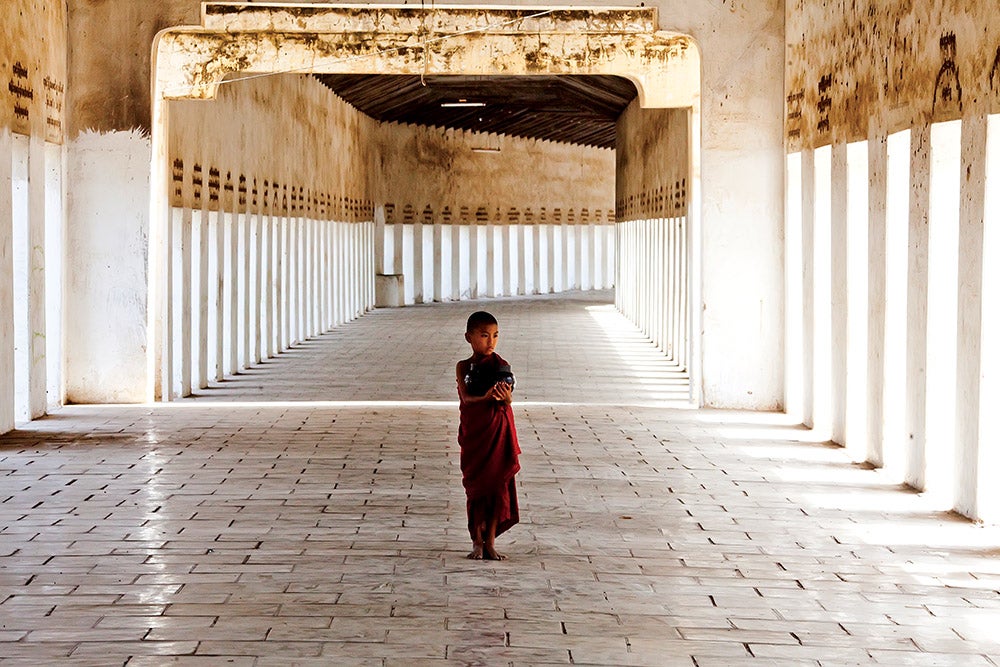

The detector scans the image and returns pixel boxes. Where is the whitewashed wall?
[785,0,1000,522]
[65,130,150,403]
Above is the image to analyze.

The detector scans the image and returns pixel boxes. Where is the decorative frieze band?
[169,158,373,221]
[382,203,616,225]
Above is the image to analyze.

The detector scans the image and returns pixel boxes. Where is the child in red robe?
[456,311,521,560]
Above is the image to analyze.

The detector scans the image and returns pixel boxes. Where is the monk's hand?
[491,381,513,403]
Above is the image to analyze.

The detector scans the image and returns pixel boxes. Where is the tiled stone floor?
[1,291,999,666]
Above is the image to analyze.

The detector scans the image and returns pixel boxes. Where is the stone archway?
[147,3,701,401]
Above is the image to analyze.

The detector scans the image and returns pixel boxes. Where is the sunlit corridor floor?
[1,291,999,666]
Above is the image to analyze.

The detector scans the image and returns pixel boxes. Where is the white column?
[830,143,848,447]
[393,221,404,276]
[0,130,14,432]
[845,140,869,461]
[866,134,888,465]
[375,204,385,277]
[302,212,312,337]
[26,136,46,418]
[413,217,424,303]
[257,211,275,359]
[904,126,931,489]
[501,223,512,296]
[241,188,252,367]
[546,223,556,293]
[882,129,912,480]
[180,172,194,396]
[277,212,287,350]
[350,223,359,317]
[531,223,541,295]
[485,220,495,297]
[367,220,376,309]
[450,223,461,301]
[517,224,527,295]
[432,221,443,302]
[953,114,987,518]
[799,150,815,428]
[213,193,225,381]
[250,196,261,363]
[226,176,238,376]
[785,152,805,423]
[197,191,210,389]
[560,220,570,293]
[678,215,689,370]
[286,214,309,343]
[924,120,961,502]
[812,145,833,441]
[43,143,62,410]
[976,114,1000,523]
[468,222,479,299]
[336,218,344,321]
[318,215,328,331]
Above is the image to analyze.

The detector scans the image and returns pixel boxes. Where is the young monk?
[456,311,521,560]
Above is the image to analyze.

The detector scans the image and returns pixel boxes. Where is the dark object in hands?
[465,362,516,397]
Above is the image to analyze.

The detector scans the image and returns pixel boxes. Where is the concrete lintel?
[154,7,699,108]
[202,3,659,35]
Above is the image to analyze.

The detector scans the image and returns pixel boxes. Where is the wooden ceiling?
[314,74,638,149]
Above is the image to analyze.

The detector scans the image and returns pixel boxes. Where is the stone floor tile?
[1,291,999,664]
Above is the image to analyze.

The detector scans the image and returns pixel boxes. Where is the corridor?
[1,293,998,666]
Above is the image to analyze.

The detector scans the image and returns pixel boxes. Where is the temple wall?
[374,123,615,303]
[0,0,67,431]
[154,74,376,400]
[785,0,1000,522]
[615,104,690,384]
[3,0,788,421]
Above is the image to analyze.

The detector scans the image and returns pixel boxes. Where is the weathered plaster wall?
[1,0,66,141]
[785,0,999,150]
[67,0,198,136]
[169,74,375,212]
[375,123,613,219]
[786,0,1000,522]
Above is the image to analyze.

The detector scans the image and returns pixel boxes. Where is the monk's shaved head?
[466,311,498,333]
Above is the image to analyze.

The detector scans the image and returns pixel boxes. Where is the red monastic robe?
[458,353,521,538]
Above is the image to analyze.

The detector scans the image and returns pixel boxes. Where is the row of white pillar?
[615,217,689,369]
[786,115,1000,523]
[0,131,62,434]
[375,219,615,304]
[162,199,374,400]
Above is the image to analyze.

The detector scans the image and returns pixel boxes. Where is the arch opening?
[149,3,702,404]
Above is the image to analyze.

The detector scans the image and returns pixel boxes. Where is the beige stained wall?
[67,0,199,136]
[785,0,1000,149]
[615,103,688,222]
[1,0,66,142]
[374,122,615,225]
[168,74,376,218]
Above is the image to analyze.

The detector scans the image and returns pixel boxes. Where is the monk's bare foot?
[483,546,507,561]
[467,544,484,560]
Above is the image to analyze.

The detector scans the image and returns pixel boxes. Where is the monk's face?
[465,324,499,358]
